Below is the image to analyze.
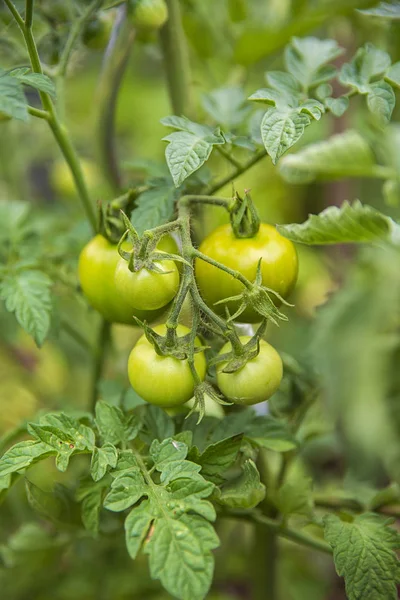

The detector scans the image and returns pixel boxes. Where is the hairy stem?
[159,0,192,116]
[4,0,98,232]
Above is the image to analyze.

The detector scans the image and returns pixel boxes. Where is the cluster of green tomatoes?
[79,220,298,411]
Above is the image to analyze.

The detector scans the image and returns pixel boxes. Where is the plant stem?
[60,319,93,353]
[27,106,50,119]
[206,149,268,196]
[216,145,242,169]
[96,4,135,192]
[90,319,111,412]
[223,509,332,555]
[252,528,277,600]
[159,0,192,116]
[4,0,98,233]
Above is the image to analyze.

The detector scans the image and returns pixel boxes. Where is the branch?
[206,149,268,196]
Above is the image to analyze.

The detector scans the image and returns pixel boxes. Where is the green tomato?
[78,235,175,324]
[195,223,298,323]
[114,253,179,311]
[128,324,207,407]
[51,159,99,197]
[82,12,113,50]
[216,336,283,405]
[130,0,168,30]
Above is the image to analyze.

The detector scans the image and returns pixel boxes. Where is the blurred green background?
[1,0,400,598]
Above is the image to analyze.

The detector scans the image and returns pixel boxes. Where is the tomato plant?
[1,2,400,600]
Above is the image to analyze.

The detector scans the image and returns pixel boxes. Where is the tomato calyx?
[229,189,260,239]
[188,382,230,423]
[215,259,291,325]
[209,323,266,374]
[134,318,208,360]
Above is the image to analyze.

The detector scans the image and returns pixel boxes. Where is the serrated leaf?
[385,62,400,87]
[266,71,301,96]
[95,401,140,446]
[150,439,203,485]
[0,70,28,121]
[104,468,147,511]
[201,87,251,129]
[367,80,396,124]
[130,184,177,236]
[358,2,400,19]
[189,435,242,484]
[278,200,398,245]
[125,500,153,559]
[248,87,291,109]
[217,459,265,509]
[10,69,56,98]
[139,404,175,445]
[0,270,52,347]
[339,44,392,93]
[40,413,95,450]
[284,37,343,90]
[279,130,375,184]
[90,443,118,482]
[0,440,52,477]
[324,96,349,117]
[27,424,77,472]
[163,129,225,187]
[260,107,311,164]
[324,513,400,600]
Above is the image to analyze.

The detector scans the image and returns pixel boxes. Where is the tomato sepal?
[133,317,209,360]
[215,259,291,325]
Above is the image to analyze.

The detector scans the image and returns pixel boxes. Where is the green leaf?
[95,401,140,446]
[0,270,52,347]
[25,479,66,523]
[385,62,400,87]
[299,99,325,120]
[0,69,28,121]
[244,416,297,452]
[90,443,118,482]
[107,436,218,600]
[324,513,400,600]
[139,404,175,445]
[161,116,225,187]
[248,87,293,109]
[339,44,392,93]
[0,440,52,477]
[358,2,400,19]
[324,96,349,117]
[383,179,400,206]
[201,87,251,129]
[278,200,398,245]
[76,478,108,536]
[266,71,301,97]
[26,424,76,472]
[260,107,311,164]
[104,467,146,511]
[270,462,314,517]
[367,80,396,124]
[209,410,296,452]
[9,68,56,98]
[279,130,376,184]
[217,459,266,509]
[284,37,343,90]
[130,183,177,236]
[189,435,242,484]
[40,413,95,450]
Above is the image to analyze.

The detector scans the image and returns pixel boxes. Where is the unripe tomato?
[114,253,179,311]
[82,12,113,50]
[128,324,206,407]
[130,0,168,30]
[78,235,176,324]
[216,336,283,405]
[50,159,99,197]
[195,223,298,323]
